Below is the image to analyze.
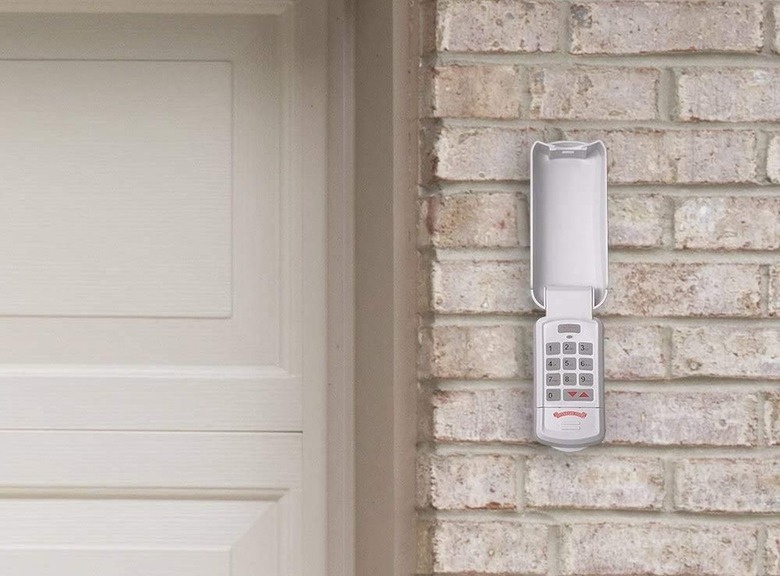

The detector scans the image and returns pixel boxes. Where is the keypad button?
[546,373,561,386]
[562,372,577,385]
[546,342,560,355]
[558,323,581,333]
[562,357,577,370]
[573,389,593,401]
[546,358,560,370]
[564,389,593,402]
[579,358,593,371]
[579,342,593,355]
[546,389,561,401]
[579,373,594,386]
[562,341,576,354]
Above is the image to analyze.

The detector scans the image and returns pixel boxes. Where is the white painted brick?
[422,193,521,248]
[526,455,665,510]
[430,388,534,443]
[606,391,759,446]
[603,324,667,380]
[432,65,521,118]
[769,135,780,183]
[678,69,780,122]
[432,520,548,574]
[419,325,520,379]
[672,327,780,379]
[431,260,533,313]
[608,194,667,248]
[435,126,547,181]
[437,0,560,53]
[530,67,659,120]
[675,458,780,513]
[675,196,780,250]
[570,2,763,54]
[604,262,762,317]
[423,453,517,510]
[564,129,758,184]
[561,523,758,575]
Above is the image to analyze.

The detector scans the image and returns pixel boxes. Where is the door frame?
[331,0,418,574]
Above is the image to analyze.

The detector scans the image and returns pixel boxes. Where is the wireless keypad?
[530,140,608,451]
[534,315,605,450]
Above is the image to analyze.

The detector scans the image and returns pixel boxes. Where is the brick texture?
[434,126,547,181]
[675,459,780,513]
[608,194,667,248]
[603,324,667,380]
[769,135,780,183]
[672,327,780,379]
[768,525,780,575]
[416,0,780,572]
[421,453,517,510]
[564,129,758,184]
[677,69,780,122]
[776,4,780,54]
[561,523,758,575]
[606,391,759,446]
[764,393,780,445]
[526,455,665,510]
[675,196,780,250]
[569,2,763,55]
[429,388,534,443]
[529,67,659,120]
[430,260,533,313]
[431,520,548,574]
[428,388,759,446]
[604,262,762,317]
[419,325,520,379]
[421,193,522,248]
[431,65,521,118]
[436,0,560,53]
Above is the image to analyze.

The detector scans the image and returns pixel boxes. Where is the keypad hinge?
[543,286,594,320]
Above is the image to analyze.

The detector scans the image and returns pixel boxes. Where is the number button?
[546,342,560,355]
[562,357,576,370]
[546,358,560,370]
[546,389,561,401]
[562,341,576,354]
[579,342,593,355]
[546,373,561,386]
[579,358,593,371]
[579,373,593,386]
[562,373,576,385]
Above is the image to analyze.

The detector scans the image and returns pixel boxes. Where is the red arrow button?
[567,391,577,397]
[579,391,590,398]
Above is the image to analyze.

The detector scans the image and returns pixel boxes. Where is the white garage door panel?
[0,13,287,369]
[0,551,228,576]
[0,372,301,431]
[0,498,294,576]
[0,432,301,488]
[0,60,232,318]
[0,8,322,574]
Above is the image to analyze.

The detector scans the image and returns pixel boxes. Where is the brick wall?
[416,1,780,574]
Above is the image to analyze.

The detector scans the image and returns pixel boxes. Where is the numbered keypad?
[544,337,595,402]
